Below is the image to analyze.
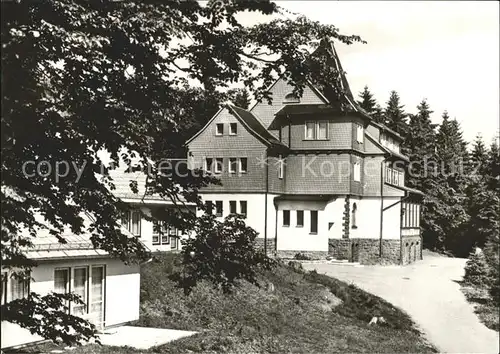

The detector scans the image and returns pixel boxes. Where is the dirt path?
[303,252,499,353]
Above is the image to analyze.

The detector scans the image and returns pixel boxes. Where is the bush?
[464,249,490,287]
[294,253,311,260]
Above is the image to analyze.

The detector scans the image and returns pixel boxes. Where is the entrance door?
[90,266,105,329]
[351,243,359,262]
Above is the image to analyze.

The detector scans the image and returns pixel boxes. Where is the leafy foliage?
[2,0,366,343]
[0,292,98,346]
[171,214,276,295]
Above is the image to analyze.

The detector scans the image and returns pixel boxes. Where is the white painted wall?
[1,258,140,349]
[198,193,278,240]
[275,198,344,252]
[348,197,401,240]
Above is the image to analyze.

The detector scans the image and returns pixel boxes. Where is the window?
[152,221,169,245]
[215,201,223,217]
[240,201,247,217]
[73,267,88,316]
[171,235,178,249]
[402,202,421,228]
[229,123,237,135]
[283,93,300,103]
[54,268,70,299]
[317,122,328,140]
[310,210,318,234]
[229,201,237,214]
[351,203,357,229]
[90,266,105,326]
[216,123,224,136]
[305,122,315,140]
[283,210,290,227]
[278,155,284,179]
[205,200,213,215]
[296,210,304,227]
[356,124,364,143]
[229,158,237,173]
[239,158,247,173]
[130,210,141,237]
[205,158,213,172]
[305,121,328,140]
[1,273,7,305]
[214,158,223,173]
[353,161,361,182]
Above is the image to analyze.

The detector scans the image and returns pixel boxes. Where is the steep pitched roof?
[185,104,287,149]
[365,132,409,162]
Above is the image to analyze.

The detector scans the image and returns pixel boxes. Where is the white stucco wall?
[348,197,401,240]
[198,193,278,240]
[275,198,344,252]
[1,258,140,349]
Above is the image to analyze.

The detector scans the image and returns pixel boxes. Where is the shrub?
[294,253,311,260]
[464,249,490,287]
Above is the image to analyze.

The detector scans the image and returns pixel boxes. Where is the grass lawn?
[10,254,436,353]
[460,282,499,332]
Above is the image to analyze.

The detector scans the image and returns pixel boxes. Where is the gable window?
[239,158,247,173]
[214,158,223,173]
[229,158,237,173]
[283,93,300,104]
[305,121,328,140]
[278,155,284,179]
[216,123,224,136]
[356,124,364,143]
[205,158,213,172]
[283,210,290,227]
[296,210,304,227]
[229,123,237,135]
[310,210,318,234]
[229,201,237,214]
[353,161,361,182]
[240,201,247,217]
[215,201,223,217]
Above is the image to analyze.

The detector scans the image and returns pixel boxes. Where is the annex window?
[152,221,169,245]
[214,158,223,173]
[90,266,105,327]
[1,272,7,305]
[356,124,364,143]
[283,210,290,227]
[73,267,88,316]
[296,210,304,227]
[215,201,223,217]
[305,121,328,140]
[310,210,318,234]
[278,155,284,179]
[239,158,247,173]
[216,123,224,136]
[240,201,247,217]
[205,158,213,172]
[402,202,420,228]
[353,161,361,182]
[229,158,237,173]
[229,200,237,214]
[205,200,213,215]
[54,268,70,306]
[283,93,300,104]
[229,123,237,135]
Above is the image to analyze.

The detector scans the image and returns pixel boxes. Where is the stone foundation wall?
[401,234,422,265]
[329,238,403,265]
[276,250,328,260]
[254,238,276,256]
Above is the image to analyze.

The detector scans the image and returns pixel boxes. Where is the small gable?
[250,78,326,129]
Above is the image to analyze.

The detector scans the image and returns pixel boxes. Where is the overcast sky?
[238,1,499,146]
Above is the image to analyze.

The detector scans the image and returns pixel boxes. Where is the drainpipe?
[264,148,269,256]
[379,157,386,257]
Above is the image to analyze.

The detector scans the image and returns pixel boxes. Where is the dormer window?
[283,93,300,104]
[216,123,224,136]
[229,123,237,135]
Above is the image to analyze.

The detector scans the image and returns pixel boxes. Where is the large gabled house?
[186,38,423,265]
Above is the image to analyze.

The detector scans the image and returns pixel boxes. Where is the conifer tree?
[228,88,251,109]
[470,135,489,177]
[486,138,500,192]
[357,86,384,123]
[384,90,408,135]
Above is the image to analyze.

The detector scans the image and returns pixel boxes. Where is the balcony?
[385,167,404,187]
